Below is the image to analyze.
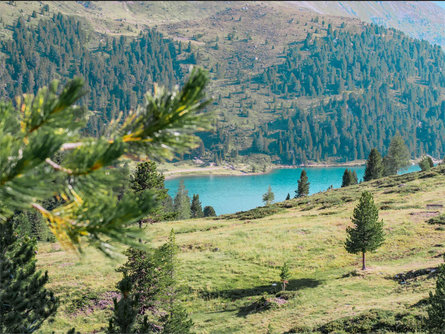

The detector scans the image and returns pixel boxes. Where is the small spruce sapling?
[263,185,275,205]
[280,262,291,291]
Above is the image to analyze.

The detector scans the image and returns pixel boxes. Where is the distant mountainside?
[283,1,445,48]
[0,1,444,164]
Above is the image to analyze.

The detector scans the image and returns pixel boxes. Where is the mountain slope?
[1,1,444,164]
[284,1,445,48]
[37,165,445,332]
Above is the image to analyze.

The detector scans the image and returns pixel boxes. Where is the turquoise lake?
[165,165,421,215]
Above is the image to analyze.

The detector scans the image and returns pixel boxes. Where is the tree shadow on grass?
[199,278,321,301]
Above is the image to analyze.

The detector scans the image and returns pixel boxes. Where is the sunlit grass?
[38,166,445,333]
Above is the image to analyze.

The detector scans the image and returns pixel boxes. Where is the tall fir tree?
[345,191,385,270]
[295,170,310,198]
[115,230,192,332]
[383,134,410,176]
[130,161,172,222]
[364,148,384,181]
[262,185,275,205]
[426,256,445,333]
[173,181,191,220]
[342,169,352,187]
[0,218,58,333]
[351,170,358,185]
[190,194,204,218]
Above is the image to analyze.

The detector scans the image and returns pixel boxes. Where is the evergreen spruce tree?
[427,157,434,168]
[203,206,216,217]
[364,148,384,181]
[116,230,192,332]
[173,181,191,220]
[351,170,358,185]
[262,185,275,205]
[130,161,171,222]
[117,246,162,314]
[341,169,352,187]
[426,256,445,333]
[295,170,310,198]
[383,134,410,176]
[0,218,58,333]
[285,193,290,201]
[345,191,385,270]
[157,230,193,333]
[160,304,194,334]
[419,156,432,171]
[107,275,139,334]
[190,194,204,218]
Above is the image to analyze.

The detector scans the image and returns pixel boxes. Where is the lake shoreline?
[163,160,367,180]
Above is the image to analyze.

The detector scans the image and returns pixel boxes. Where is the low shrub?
[427,214,445,225]
[315,309,424,333]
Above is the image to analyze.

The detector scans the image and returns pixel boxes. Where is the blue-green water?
[165,165,421,215]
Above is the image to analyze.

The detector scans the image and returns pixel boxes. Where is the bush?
[315,309,424,333]
[427,214,445,225]
[223,205,281,220]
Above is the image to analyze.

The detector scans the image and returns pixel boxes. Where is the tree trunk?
[362,251,366,270]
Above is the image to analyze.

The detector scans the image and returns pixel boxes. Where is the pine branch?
[0,67,213,254]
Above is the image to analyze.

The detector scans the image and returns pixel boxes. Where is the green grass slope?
[37,165,445,333]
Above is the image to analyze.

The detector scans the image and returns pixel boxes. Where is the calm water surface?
[165,165,420,215]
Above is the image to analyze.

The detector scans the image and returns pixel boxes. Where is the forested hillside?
[0,13,196,134]
[251,25,445,163]
[0,2,444,163]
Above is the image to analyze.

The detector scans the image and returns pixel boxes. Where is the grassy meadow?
[37,166,445,333]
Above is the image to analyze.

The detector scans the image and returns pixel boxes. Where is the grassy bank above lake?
[37,165,445,333]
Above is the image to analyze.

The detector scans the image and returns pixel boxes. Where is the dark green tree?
[343,169,358,187]
[364,148,384,181]
[173,181,191,220]
[342,169,351,187]
[117,247,162,314]
[426,256,445,333]
[345,191,385,270]
[160,304,194,334]
[116,230,192,332]
[383,135,410,176]
[190,194,203,218]
[107,275,139,334]
[295,170,310,198]
[203,206,216,217]
[427,157,435,168]
[130,161,172,222]
[419,156,432,171]
[285,193,290,201]
[262,185,275,205]
[0,218,58,333]
[351,170,358,185]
